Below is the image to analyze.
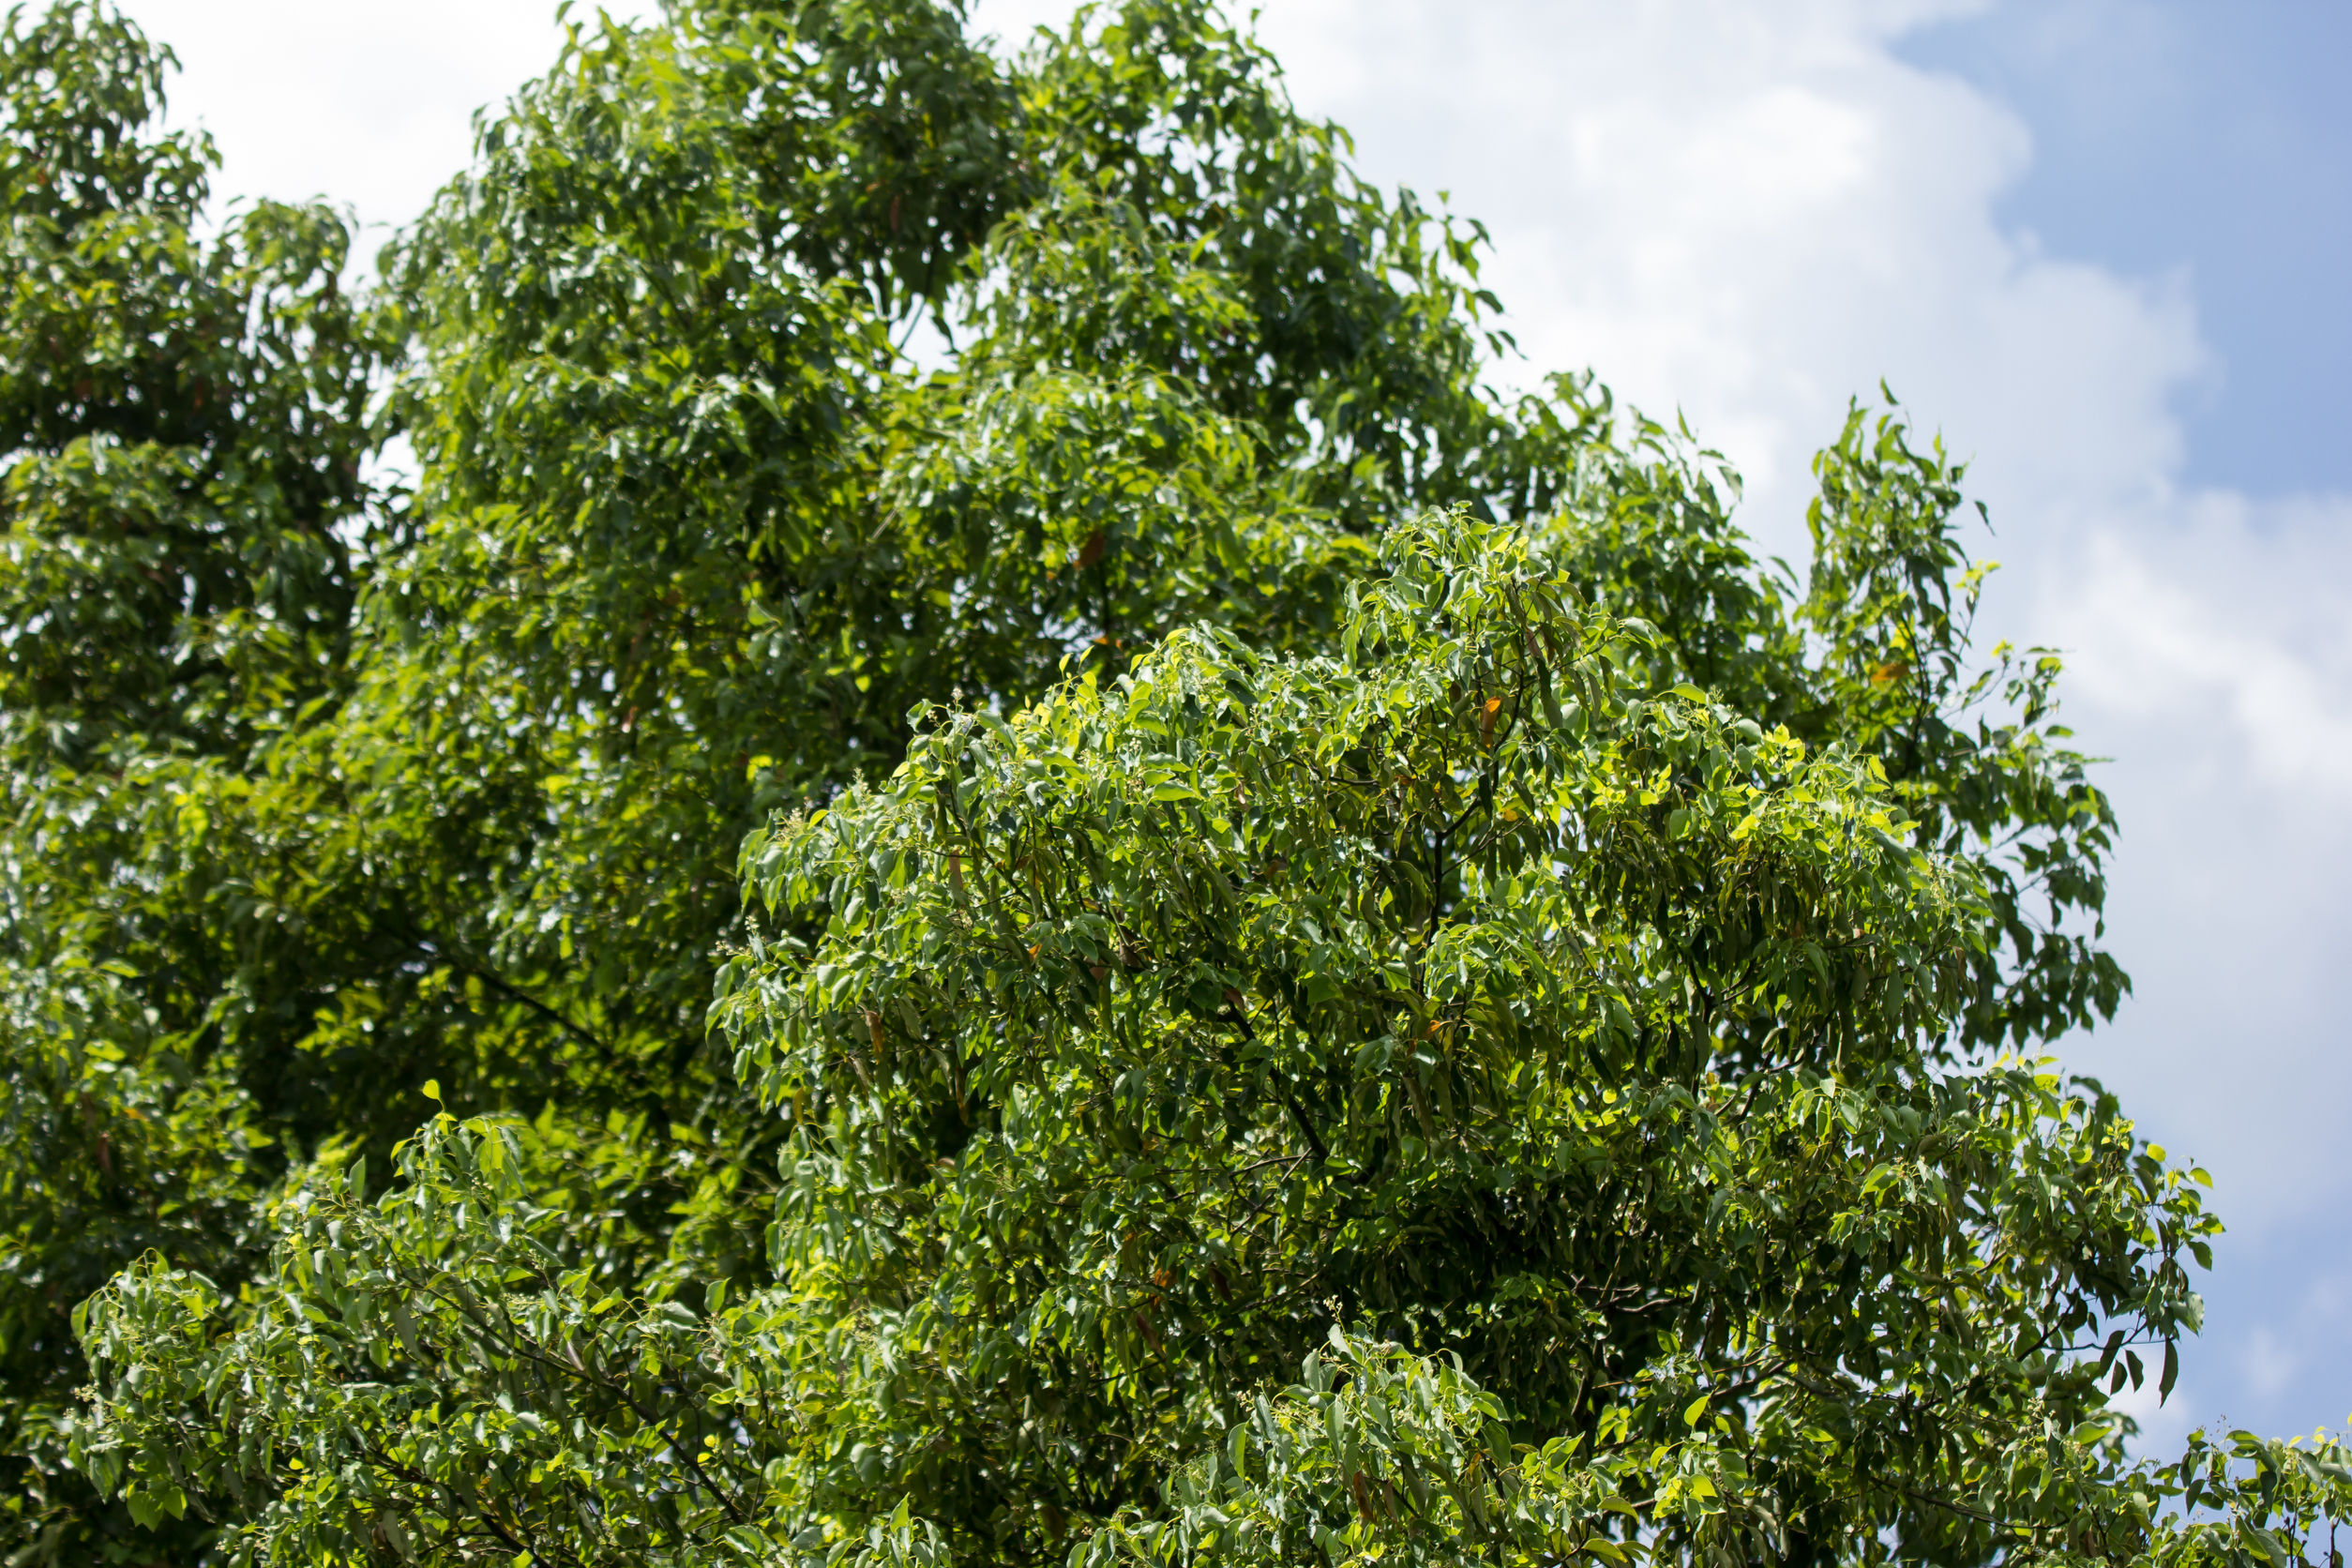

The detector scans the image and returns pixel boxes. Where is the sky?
[113,0,2352,1451]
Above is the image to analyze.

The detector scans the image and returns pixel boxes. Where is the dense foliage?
[3,1,2344,1564]
[0,3,387,1552]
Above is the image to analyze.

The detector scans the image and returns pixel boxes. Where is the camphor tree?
[8,0,2349,1564]
[1,0,1606,1556]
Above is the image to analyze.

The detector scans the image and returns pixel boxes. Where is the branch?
[418,934,612,1060]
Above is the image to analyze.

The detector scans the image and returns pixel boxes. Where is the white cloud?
[117,0,654,249]
[1229,0,2211,550]
[2056,502,2352,797]
[2113,1372,2197,1457]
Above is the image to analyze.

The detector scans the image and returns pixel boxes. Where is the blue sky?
[1898,0,2352,1443]
[116,0,2352,1453]
[1905,0,2352,498]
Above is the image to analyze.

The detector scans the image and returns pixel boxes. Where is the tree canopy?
[1,2,2342,1565]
